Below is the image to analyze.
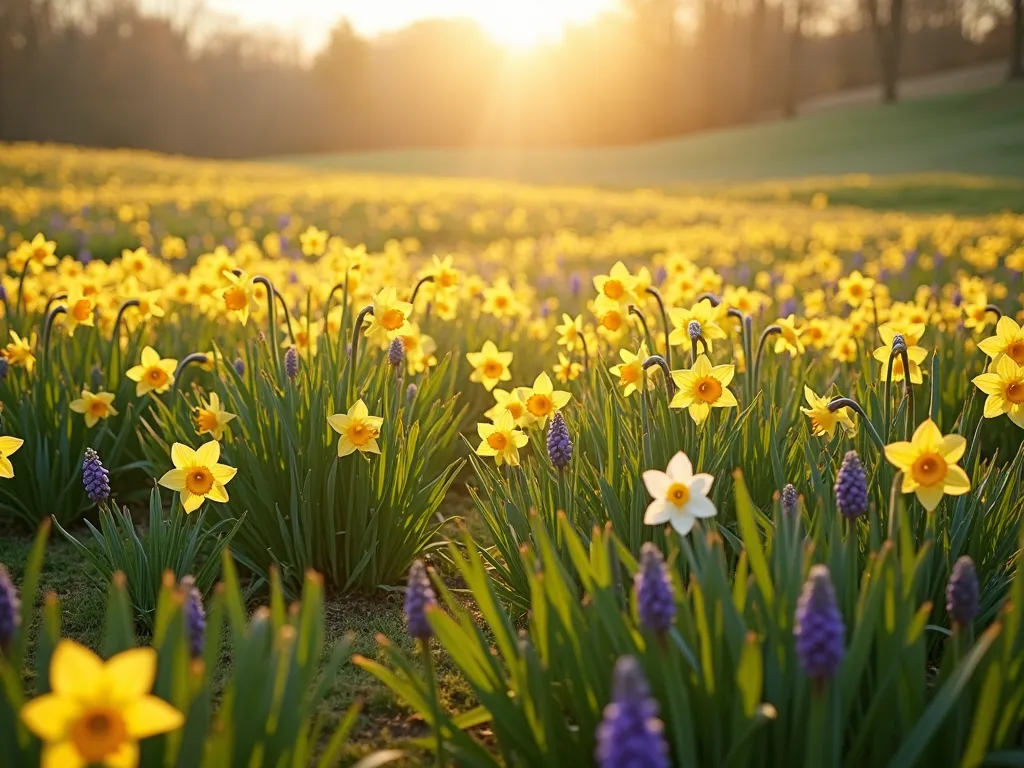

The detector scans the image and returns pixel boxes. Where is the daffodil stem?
[106,299,140,385]
[828,397,886,452]
[173,353,210,387]
[43,291,67,317]
[884,350,896,439]
[629,305,655,355]
[253,276,280,378]
[985,304,1002,322]
[349,305,374,401]
[736,311,753,402]
[41,305,66,375]
[14,260,30,318]
[410,275,435,307]
[899,346,914,441]
[276,290,296,345]
[645,286,672,370]
[690,334,708,364]
[752,325,782,392]
[696,292,720,306]
[323,278,349,331]
[642,354,676,397]
[579,330,590,372]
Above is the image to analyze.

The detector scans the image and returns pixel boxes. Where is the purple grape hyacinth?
[946,556,979,628]
[387,337,405,368]
[546,412,573,470]
[404,560,436,641]
[596,656,669,768]
[835,450,868,520]
[781,483,798,516]
[795,565,845,684]
[284,345,299,380]
[0,564,20,652]
[180,576,206,659]
[635,543,675,635]
[82,447,110,504]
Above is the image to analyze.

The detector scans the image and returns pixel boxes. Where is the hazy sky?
[203,0,619,53]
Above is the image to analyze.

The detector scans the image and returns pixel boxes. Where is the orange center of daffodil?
[527,393,553,417]
[146,367,168,387]
[695,377,722,404]
[197,410,219,433]
[347,422,373,446]
[604,280,624,300]
[911,452,947,486]
[487,432,508,451]
[89,400,108,417]
[439,271,456,288]
[848,284,864,298]
[33,247,48,261]
[224,286,247,311]
[1008,341,1024,365]
[70,708,127,762]
[620,364,640,385]
[666,482,690,506]
[185,467,214,496]
[602,312,622,331]
[380,308,405,331]
[482,360,504,379]
[1007,382,1024,404]
[507,402,524,420]
[296,331,309,347]
[71,299,91,322]
[494,296,509,309]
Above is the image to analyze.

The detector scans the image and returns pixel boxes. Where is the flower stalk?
[753,324,782,391]
[828,397,885,451]
[645,286,672,369]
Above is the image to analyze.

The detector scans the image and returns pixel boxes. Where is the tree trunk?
[864,0,903,104]
[1012,0,1024,80]
[783,0,804,118]
[748,0,766,119]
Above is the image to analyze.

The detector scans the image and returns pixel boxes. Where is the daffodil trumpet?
[828,396,886,450]
[883,340,915,441]
[645,285,673,369]
[642,354,677,396]
[409,274,435,306]
[752,324,782,390]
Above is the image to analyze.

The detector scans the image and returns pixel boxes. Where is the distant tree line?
[0,0,1020,157]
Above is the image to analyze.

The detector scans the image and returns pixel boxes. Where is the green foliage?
[0,525,385,768]
[51,486,243,630]
[361,484,1024,767]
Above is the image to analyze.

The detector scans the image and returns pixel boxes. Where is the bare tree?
[863,0,904,102]
[1012,0,1023,80]
[783,0,806,117]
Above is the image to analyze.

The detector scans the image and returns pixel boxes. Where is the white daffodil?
[642,451,716,536]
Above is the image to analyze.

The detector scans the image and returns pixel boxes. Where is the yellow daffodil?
[484,388,532,427]
[555,313,584,352]
[883,419,970,512]
[978,316,1024,365]
[610,342,652,397]
[365,287,412,344]
[126,346,177,397]
[62,285,96,336]
[553,352,583,384]
[428,254,460,292]
[475,411,529,467]
[216,270,259,326]
[593,261,638,305]
[973,355,1024,428]
[773,315,806,356]
[670,354,737,425]
[195,392,236,441]
[4,330,36,373]
[0,435,24,478]
[299,226,328,257]
[285,316,322,356]
[521,371,572,428]
[134,289,166,322]
[481,279,519,319]
[20,640,184,768]
[24,233,58,273]
[158,441,237,513]
[837,270,875,308]
[872,325,927,384]
[642,451,716,536]
[328,399,383,457]
[962,300,993,333]
[668,299,727,350]
[69,389,118,428]
[466,341,513,391]
[800,386,855,438]
[593,295,627,337]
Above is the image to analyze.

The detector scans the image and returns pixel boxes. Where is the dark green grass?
[270,85,1024,211]
[0,491,488,765]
